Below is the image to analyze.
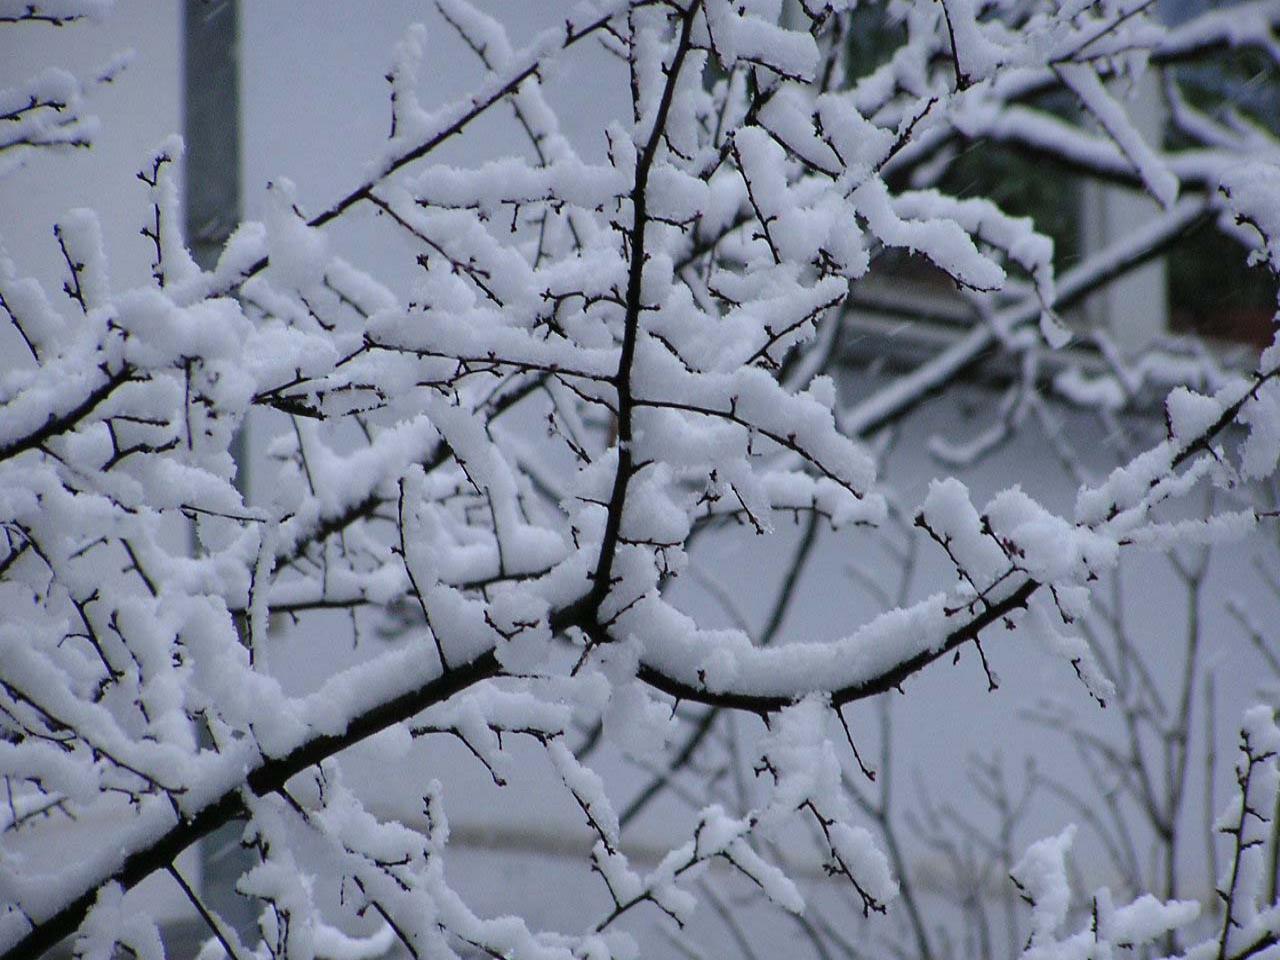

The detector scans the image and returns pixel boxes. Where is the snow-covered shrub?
[3,2,1280,958]
[0,0,121,177]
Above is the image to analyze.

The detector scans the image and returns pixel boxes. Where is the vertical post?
[183,0,257,943]
[185,0,241,274]
[1081,74,1169,355]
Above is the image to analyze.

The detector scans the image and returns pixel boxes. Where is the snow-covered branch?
[3,1,1280,958]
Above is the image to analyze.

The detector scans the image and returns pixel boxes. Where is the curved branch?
[223,7,623,293]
